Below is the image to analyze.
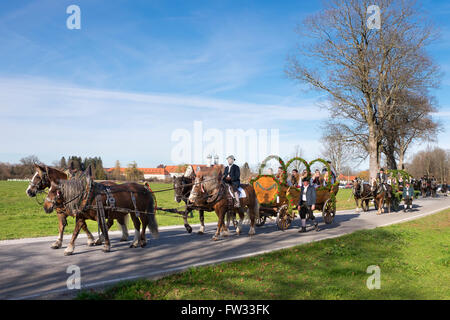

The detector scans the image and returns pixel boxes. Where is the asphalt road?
[1,195,449,300]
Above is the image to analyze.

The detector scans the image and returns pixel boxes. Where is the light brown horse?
[26,164,129,249]
[371,179,392,215]
[188,166,260,241]
[44,170,159,255]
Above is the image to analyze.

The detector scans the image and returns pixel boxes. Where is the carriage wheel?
[276,204,292,230]
[322,199,336,224]
[256,215,267,227]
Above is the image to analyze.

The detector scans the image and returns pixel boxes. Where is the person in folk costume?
[311,169,321,188]
[223,155,241,208]
[289,169,300,187]
[376,167,389,193]
[276,166,286,184]
[321,160,336,185]
[403,181,415,212]
[297,177,319,233]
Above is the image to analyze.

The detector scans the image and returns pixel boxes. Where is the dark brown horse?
[26,164,129,249]
[188,166,259,241]
[352,179,372,212]
[43,169,158,255]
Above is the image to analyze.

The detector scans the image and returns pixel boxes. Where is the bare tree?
[286,0,440,180]
[381,91,440,169]
[407,147,450,182]
[320,127,357,176]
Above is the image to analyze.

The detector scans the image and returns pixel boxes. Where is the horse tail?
[144,182,159,239]
[247,185,260,221]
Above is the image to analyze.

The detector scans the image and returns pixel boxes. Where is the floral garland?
[258,155,287,183]
[387,169,413,194]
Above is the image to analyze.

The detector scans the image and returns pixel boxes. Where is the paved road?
[1,196,449,300]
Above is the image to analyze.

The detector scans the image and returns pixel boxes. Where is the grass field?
[0,181,357,240]
[78,208,450,300]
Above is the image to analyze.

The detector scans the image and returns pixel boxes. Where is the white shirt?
[302,185,308,201]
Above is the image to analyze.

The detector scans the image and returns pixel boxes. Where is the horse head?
[173,176,192,203]
[188,166,222,204]
[43,181,64,214]
[26,164,68,197]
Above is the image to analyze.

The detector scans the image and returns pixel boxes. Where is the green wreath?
[309,158,337,190]
[258,155,287,183]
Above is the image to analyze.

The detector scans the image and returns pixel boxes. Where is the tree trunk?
[398,149,405,170]
[368,128,380,181]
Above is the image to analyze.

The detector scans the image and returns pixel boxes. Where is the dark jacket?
[376,172,387,183]
[223,164,240,188]
[403,186,414,199]
[298,184,316,206]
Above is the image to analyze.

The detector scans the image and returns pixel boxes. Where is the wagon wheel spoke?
[322,199,336,224]
[276,204,291,230]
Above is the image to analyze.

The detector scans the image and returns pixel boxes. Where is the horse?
[26,164,129,249]
[188,166,259,241]
[420,178,428,198]
[352,179,372,212]
[371,179,393,215]
[430,180,438,197]
[43,169,159,255]
[441,182,448,196]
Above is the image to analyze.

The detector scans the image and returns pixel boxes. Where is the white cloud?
[0,77,328,166]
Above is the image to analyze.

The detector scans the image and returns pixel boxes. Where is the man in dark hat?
[403,181,414,212]
[223,155,241,207]
[297,176,319,233]
[376,168,388,192]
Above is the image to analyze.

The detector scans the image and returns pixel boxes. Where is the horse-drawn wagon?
[251,155,339,230]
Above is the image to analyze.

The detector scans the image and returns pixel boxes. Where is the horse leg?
[118,214,129,241]
[51,212,67,249]
[183,209,193,234]
[129,213,142,248]
[355,198,360,212]
[236,209,245,236]
[212,208,224,241]
[139,214,148,248]
[198,210,205,234]
[248,206,256,236]
[64,217,85,256]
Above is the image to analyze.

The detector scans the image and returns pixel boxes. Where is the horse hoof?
[185,224,193,233]
[120,237,128,242]
[87,240,95,247]
[51,241,62,249]
[94,239,103,246]
[64,249,74,256]
[212,236,219,241]
[129,243,138,248]
[103,246,111,253]
[141,242,147,248]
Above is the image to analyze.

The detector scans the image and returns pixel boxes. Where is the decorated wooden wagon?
[250,155,339,230]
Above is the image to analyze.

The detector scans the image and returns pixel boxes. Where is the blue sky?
[0,0,449,169]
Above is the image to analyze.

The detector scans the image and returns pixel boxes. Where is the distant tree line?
[0,155,107,180]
